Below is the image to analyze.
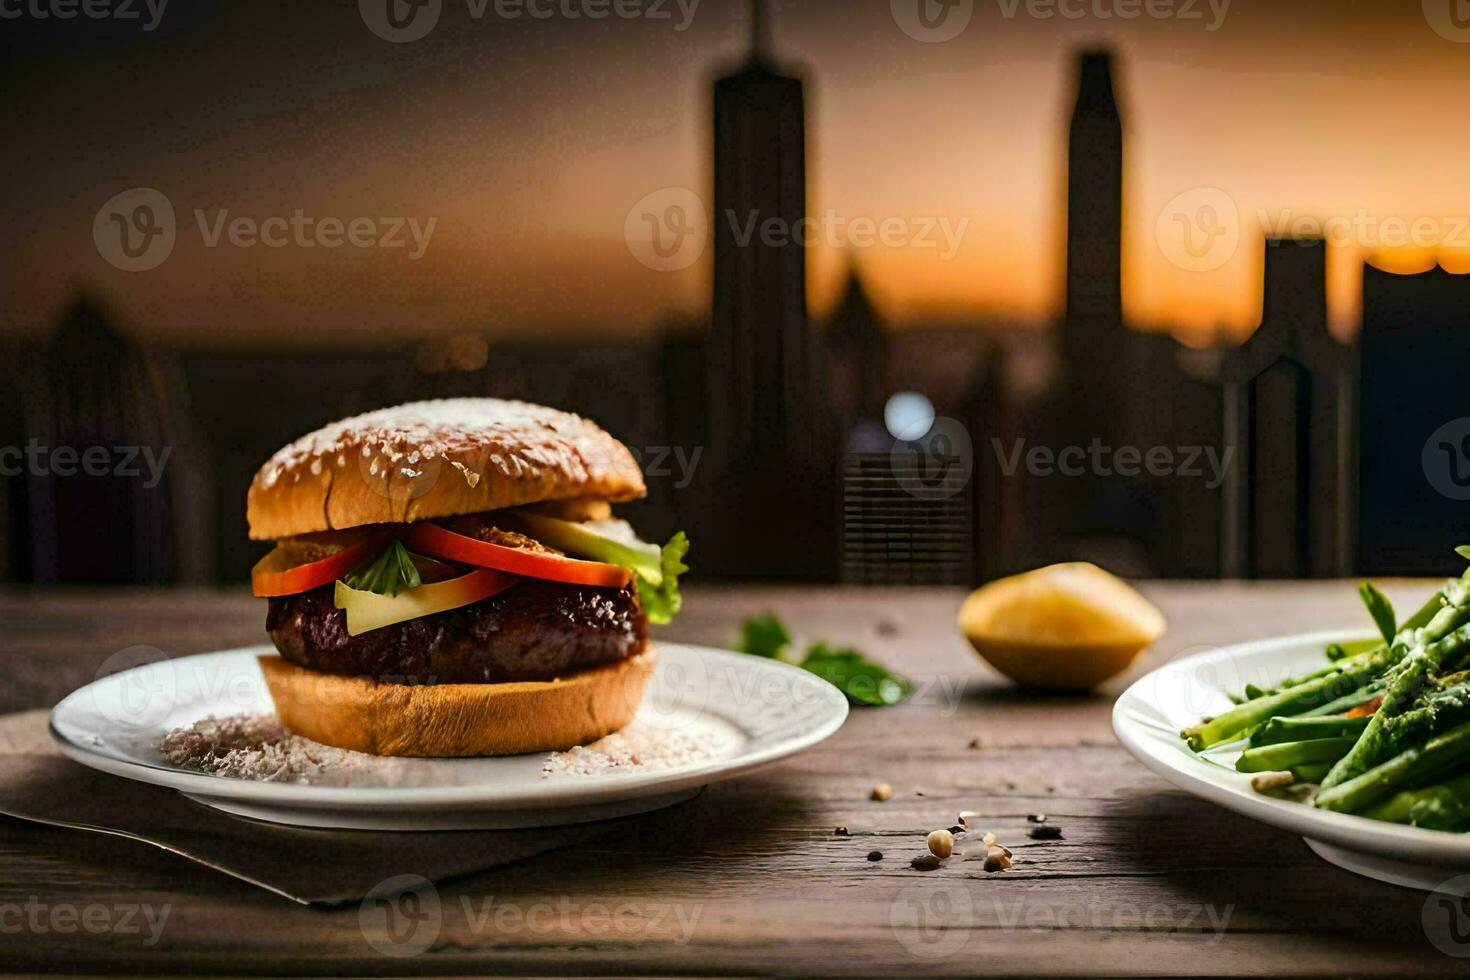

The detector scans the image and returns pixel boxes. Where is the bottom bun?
[257,647,655,757]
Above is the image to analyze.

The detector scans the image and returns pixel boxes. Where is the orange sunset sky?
[4,0,1470,350]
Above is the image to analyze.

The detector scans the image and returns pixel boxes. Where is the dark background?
[4,0,1470,586]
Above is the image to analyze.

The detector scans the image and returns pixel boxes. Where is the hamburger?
[247,398,688,757]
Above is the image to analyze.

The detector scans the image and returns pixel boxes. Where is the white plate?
[51,643,848,831]
[1114,629,1470,892]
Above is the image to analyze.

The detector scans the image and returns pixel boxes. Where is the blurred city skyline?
[6,0,1470,349]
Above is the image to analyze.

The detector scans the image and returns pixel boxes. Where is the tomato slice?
[334,568,520,636]
[251,536,384,597]
[400,522,633,590]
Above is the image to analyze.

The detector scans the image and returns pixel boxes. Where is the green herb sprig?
[737,613,912,707]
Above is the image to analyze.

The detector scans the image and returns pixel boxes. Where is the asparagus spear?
[1316,718,1470,813]
[1183,644,1403,750]
[1290,762,1334,784]
[1300,678,1384,717]
[1236,737,1357,774]
[1360,770,1470,829]
[1321,599,1470,790]
[1245,662,1340,701]
[1327,638,1387,662]
[1249,715,1370,748]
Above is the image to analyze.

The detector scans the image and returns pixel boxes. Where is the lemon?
[957,563,1165,690]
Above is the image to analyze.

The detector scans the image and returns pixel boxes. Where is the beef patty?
[266,579,647,684]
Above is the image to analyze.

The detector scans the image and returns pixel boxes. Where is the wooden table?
[2,582,1465,976]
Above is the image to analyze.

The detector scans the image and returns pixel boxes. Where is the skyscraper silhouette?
[1046,49,1133,564]
[1063,50,1124,392]
[1222,238,1353,578]
[1360,263,1470,575]
[703,0,833,578]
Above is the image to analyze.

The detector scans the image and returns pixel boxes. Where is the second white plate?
[1113,629,1470,892]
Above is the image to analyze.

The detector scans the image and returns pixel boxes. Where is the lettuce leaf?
[342,540,421,597]
[637,532,689,625]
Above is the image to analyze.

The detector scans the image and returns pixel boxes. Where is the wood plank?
[0,583,1461,975]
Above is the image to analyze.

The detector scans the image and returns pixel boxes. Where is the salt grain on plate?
[161,714,370,783]
[541,723,728,777]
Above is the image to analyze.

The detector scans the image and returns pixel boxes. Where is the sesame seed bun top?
[246,398,646,540]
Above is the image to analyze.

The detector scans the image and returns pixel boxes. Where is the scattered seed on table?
[983,847,1013,872]
[911,854,942,871]
[870,783,892,802]
[968,738,983,750]
[957,810,977,828]
[834,826,849,836]
[1027,814,1047,823]
[982,831,997,847]
[947,824,966,836]
[867,850,883,862]
[1029,825,1063,840]
[915,790,925,797]
[927,829,954,859]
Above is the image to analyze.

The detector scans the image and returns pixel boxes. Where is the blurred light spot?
[884,391,934,441]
